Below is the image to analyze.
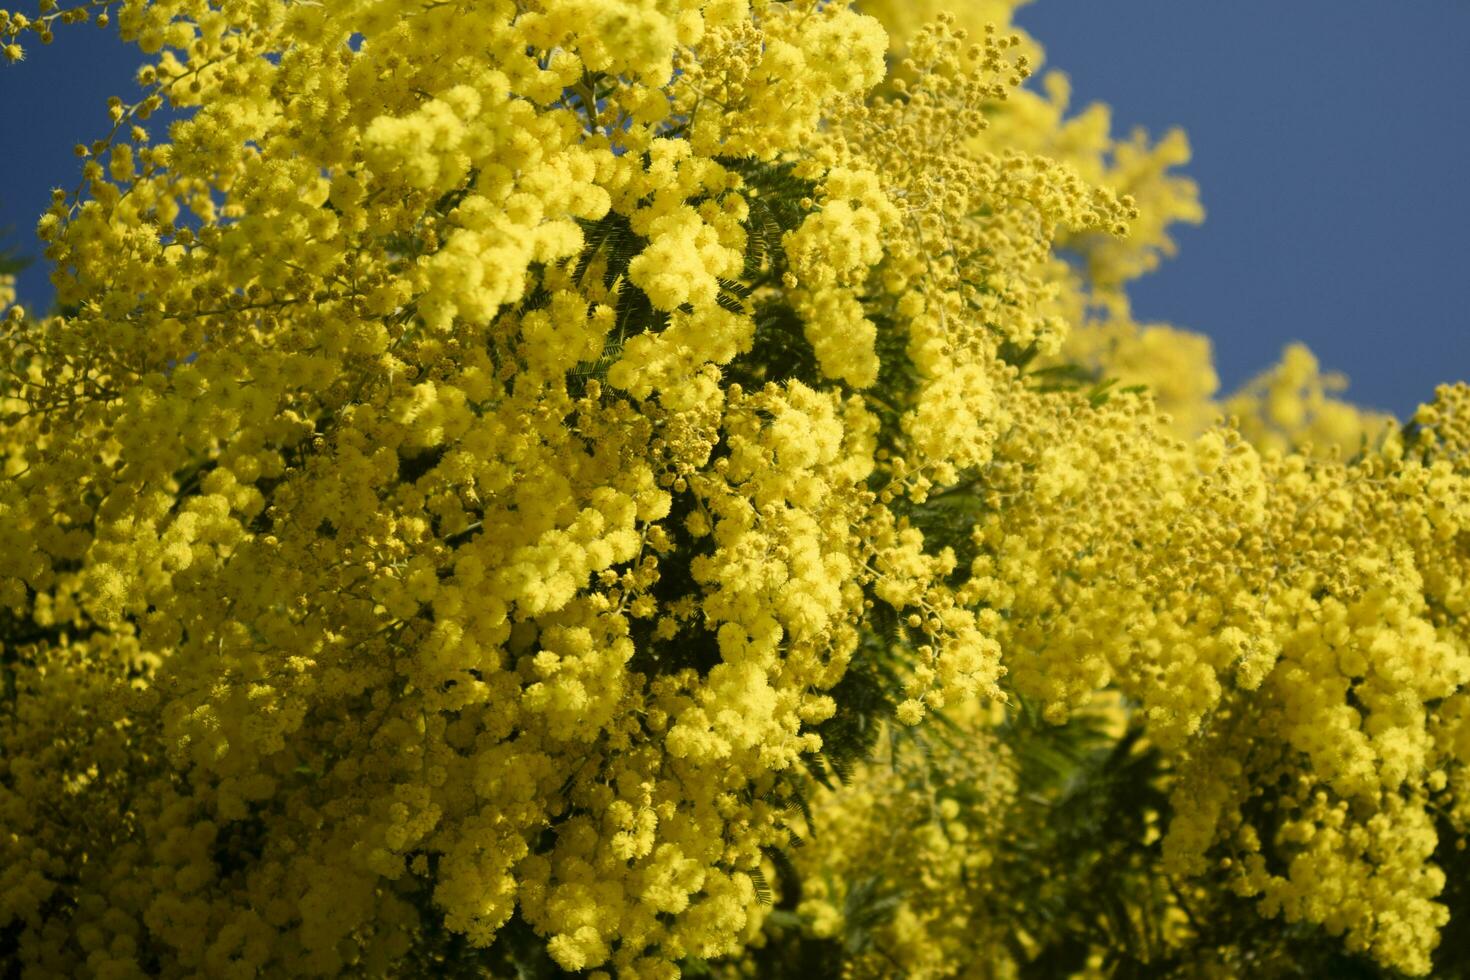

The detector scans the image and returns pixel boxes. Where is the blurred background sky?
[1013,1,1469,416]
[0,2,1466,416]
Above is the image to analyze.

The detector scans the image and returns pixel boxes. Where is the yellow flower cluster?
[1,0,1466,977]
[1225,342,1399,458]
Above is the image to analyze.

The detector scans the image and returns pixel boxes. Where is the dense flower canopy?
[2,1,1468,977]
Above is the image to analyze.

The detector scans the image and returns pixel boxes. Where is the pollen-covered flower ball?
[1,1,1467,977]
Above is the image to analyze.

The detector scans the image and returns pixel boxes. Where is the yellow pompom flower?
[0,0,1465,976]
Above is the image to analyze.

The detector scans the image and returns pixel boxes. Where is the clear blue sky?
[1014,1,1470,416]
[1,3,1467,416]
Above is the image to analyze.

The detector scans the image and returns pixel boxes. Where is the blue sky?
[1014,1,1470,415]
[1,2,1466,416]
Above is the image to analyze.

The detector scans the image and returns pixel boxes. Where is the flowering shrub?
[2,1,1467,977]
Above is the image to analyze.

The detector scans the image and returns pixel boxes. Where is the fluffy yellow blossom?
[1227,341,1398,457]
[1,1,1466,977]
